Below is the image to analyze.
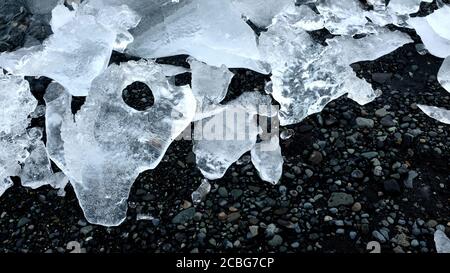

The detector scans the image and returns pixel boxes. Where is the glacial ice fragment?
[0,2,141,96]
[193,92,277,182]
[191,179,211,205]
[44,82,72,173]
[117,0,268,73]
[409,6,450,122]
[408,5,450,58]
[418,104,450,125]
[434,230,450,253]
[189,58,234,107]
[46,60,196,226]
[19,133,68,192]
[0,73,36,196]
[259,8,412,125]
[188,58,234,120]
[251,134,283,185]
[0,73,64,195]
[438,57,450,92]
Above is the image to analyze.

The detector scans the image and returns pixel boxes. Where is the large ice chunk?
[418,104,450,124]
[112,0,269,73]
[434,230,450,253]
[0,2,141,96]
[259,8,412,125]
[46,60,196,226]
[408,5,450,58]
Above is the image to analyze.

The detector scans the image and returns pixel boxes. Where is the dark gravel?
[1,0,450,254]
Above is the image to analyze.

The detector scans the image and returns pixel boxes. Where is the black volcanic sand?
[0,0,449,253]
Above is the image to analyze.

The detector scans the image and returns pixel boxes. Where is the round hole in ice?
[121,81,155,111]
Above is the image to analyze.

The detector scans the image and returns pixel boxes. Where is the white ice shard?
[251,134,283,185]
[434,230,450,253]
[408,5,450,58]
[108,0,269,73]
[188,57,234,120]
[45,60,196,226]
[259,8,412,125]
[438,57,450,92]
[191,179,211,205]
[230,0,294,28]
[418,104,450,125]
[0,2,141,96]
[193,92,278,182]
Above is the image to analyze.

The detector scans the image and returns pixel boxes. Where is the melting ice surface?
[1,0,449,226]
